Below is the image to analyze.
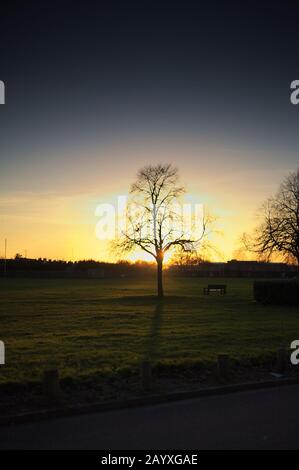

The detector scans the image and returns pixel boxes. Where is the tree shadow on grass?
[104,295,193,306]
[143,300,164,363]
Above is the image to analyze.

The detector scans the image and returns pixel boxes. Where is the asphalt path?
[0,384,298,450]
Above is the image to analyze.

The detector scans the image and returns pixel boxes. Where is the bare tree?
[244,169,299,265]
[115,164,206,297]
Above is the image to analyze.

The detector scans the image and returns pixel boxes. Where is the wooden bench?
[203,284,226,295]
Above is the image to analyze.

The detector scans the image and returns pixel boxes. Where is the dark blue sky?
[1,1,299,166]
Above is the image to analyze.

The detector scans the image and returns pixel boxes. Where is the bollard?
[43,369,61,399]
[276,347,287,374]
[217,354,230,380]
[141,360,152,391]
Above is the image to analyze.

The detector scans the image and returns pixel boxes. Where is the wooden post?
[141,360,152,391]
[43,369,61,399]
[217,354,230,380]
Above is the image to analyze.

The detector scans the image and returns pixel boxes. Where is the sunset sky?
[1,2,299,262]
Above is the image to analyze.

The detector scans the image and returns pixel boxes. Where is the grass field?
[0,276,298,386]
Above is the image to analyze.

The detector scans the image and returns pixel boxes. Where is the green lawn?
[0,276,298,385]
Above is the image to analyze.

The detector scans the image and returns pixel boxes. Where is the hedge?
[253,280,299,306]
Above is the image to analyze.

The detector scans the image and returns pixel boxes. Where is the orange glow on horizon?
[1,139,288,263]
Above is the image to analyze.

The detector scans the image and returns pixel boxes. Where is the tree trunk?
[157,258,164,298]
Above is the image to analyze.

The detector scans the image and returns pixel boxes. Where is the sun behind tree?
[115,164,206,298]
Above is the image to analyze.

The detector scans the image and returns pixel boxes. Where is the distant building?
[168,260,297,278]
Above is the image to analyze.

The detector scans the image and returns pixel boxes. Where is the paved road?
[0,384,299,450]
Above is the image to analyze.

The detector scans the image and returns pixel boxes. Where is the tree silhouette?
[115,164,206,297]
[244,168,299,266]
